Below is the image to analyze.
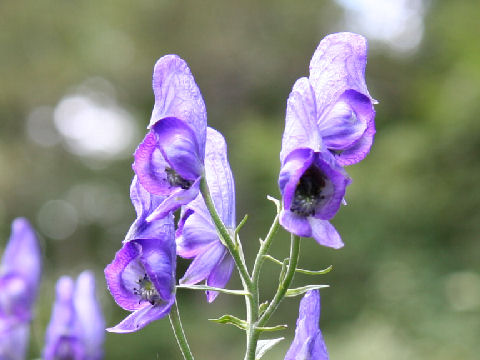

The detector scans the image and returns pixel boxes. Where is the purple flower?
[285,290,328,360]
[133,55,207,220]
[43,271,105,360]
[105,178,176,332]
[176,127,235,302]
[279,77,350,248]
[0,218,41,337]
[308,32,376,166]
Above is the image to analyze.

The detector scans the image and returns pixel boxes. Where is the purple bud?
[0,218,41,359]
[43,271,105,360]
[285,290,329,360]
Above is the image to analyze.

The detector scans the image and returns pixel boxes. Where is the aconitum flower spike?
[279,77,350,248]
[284,290,329,360]
[0,218,41,344]
[308,32,376,166]
[133,55,207,220]
[176,127,235,302]
[43,271,105,360]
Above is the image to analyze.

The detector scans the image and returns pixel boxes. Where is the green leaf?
[256,324,288,332]
[255,337,284,359]
[285,285,329,297]
[258,301,269,316]
[263,255,333,275]
[209,315,247,330]
[176,284,249,296]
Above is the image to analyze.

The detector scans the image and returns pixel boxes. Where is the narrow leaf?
[255,337,284,360]
[256,324,288,332]
[209,315,247,330]
[263,255,332,275]
[285,285,329,297]
[258,301,269,316]
[176,284,249,296]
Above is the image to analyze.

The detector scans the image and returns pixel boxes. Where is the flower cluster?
[105,55,236,331]
[43,271,105,360]
[0,218,41,360]
[279,32,376,249]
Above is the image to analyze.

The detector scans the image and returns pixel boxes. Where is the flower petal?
[132,131,172,196]
[308,218,343,249]
[285,290,329,360]
[179,242,225,285]
[149,55,207,158]
[106,298,175,334]
[137,236,176,303]
[152,117,203,181]
[279,210,312,238]
[146,178,201,221]
[0,322,29,360]
[203,127,236,228]
[176,209,217,259]
[279,148,315,211]
[74,271,105,359]
[206,251,234,303]
[280,77,322,163]
[104,242,143,311]
[309,32,372,115]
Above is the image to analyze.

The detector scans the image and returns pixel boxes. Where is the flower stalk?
[169,301,195,360]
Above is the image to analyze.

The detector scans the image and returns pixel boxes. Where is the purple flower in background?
[43,271,105,360]
[279,77,350,248]
[105,180,176,333]
[308,32,376,166]
[285,290,328,360]
[133,55,207,220]
[176,127,235,302]
[0,218,41,359]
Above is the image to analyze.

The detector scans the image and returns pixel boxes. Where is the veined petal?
[133,131,172,196]
[179,242,225,285]
[203,127,236,228]
[281,77,322,163]
[309,32,372,115]
[146,178,201,222]
[206,251,234,303]
[176,209,217,259]
[74,271,105,360]
[106,298,175,334]
[318,91,367,150]
[104,242,143,311]
[149,55,207,158]
[308,218,343,249]
[152,117,203,181]
[138,237,176,303]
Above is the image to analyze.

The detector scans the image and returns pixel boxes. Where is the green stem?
[199,176,251,287]
[257,234,301,327]
[169,301,195,360]
[252,212,280,287]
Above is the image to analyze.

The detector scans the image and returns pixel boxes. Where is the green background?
[1,0,479,359]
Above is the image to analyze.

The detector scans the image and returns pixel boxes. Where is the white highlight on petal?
[335,0,427,53]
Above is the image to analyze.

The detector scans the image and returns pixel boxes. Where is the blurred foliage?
[1,0,479,359]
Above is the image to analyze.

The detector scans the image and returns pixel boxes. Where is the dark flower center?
[133,273,161,305]
[290,166,326,217]
[166,168,193,189]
